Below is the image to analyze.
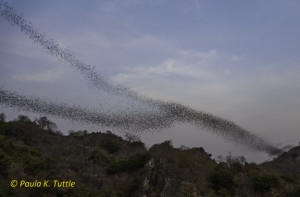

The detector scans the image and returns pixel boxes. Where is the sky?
[1,0,300,162]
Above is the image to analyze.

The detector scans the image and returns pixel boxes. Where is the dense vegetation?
[0,113,300,196]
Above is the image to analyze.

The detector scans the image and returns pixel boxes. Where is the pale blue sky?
[1,0,300,162]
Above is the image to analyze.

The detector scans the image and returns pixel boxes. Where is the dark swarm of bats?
[0,1,282,155]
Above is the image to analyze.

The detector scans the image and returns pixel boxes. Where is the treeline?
[0,113,300,197]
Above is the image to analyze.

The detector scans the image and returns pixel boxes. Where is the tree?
[225,154,246,173]
[17,115,31,122]
[252,175,280,194]
[124,133,140,142]
[68,130,87,137]
[0,113,5,122]
[35,116,57,131]
[211,164,236,195]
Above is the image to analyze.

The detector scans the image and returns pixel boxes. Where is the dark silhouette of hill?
[261,145,300,177]
[0,114,299,197]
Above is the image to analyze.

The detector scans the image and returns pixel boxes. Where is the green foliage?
[101,139,120,154]
[252,174,280,194]
[281,175,299,184]
[19,145,41,157]
[150,140,173,152]
[211,164,236,195]
[88,150,111,164]
[0,121,11,136]
[1,113,299,197]
[0,149,12,175]
[12,115,39,130]
[106,160,127,174]
[245,162,264,177]
[0,134,4,143]
[23,136,37,146]
[106,152,151,174]
[124,132,145,148]
[21,148,56,176]
[126,152,151,170]
[22,155,43,175]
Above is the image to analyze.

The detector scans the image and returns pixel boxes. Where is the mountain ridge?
[0,114,299,197]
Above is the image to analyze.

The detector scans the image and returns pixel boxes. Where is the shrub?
[128,141,145,148]
[23,155,43,175]
[42,157,56,171]
[106,160,127,174]
[160,140,173,148]
[0,121,11,136]
[0,149,12,175]
[125,152,151,171]
[68,130,88,137]
[252,174,280,194]
[13,115,39,129]
[280,175,299,184]
[17,115,31,122]
[211,164,235,194]
[88,150,111,164]
[101,140,120,154]
[23,154,56,176]
[106,152,151,174]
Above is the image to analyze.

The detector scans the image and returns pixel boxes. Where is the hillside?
[261,145,300,177]
[0,114,300,197]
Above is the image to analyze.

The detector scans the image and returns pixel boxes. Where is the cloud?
[110,49,250,113]
[12,69,64,83]
[112,49,238,83]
